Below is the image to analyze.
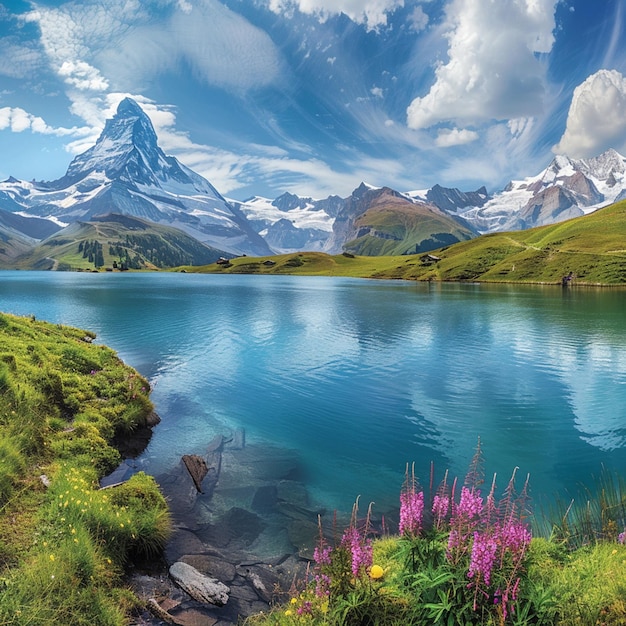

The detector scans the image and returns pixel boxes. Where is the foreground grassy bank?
[0,313,170,625]
[183,200,626,285]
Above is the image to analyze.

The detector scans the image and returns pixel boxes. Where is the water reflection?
[0,272,625,513]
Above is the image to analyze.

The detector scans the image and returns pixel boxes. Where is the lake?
[1,271,625,520]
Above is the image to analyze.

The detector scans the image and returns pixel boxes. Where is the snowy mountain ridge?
[0,97,625,257]
[0,98,271,256]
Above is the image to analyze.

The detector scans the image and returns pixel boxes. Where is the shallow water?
[1,271,626,516]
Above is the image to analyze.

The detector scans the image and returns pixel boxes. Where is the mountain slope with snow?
[0,98,271,257]
[459,149,626,233]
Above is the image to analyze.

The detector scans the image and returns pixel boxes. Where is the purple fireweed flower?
[432,493,449,528]
[314,573,331,598]
[313,544,332,566]
[341,526,373,578]
[499,521,532,554]
[399,489,424,537]
[619,530,626,544]
[456,486,483,520]
[468,531,498,587]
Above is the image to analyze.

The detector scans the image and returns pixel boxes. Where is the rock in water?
[169,561,230,606]
[182,454,209,493]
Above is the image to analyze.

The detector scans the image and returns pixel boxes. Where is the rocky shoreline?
[124,430,340,626]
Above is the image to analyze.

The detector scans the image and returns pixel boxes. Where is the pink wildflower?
[468,531,498,587]
[457,486,483,520]
[399,489,424,537]
[341,526,373,578]
[432,493,449,528]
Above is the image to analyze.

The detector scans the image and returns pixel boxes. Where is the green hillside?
[8,213,226,271]
[185,200,626,285]
[338,188,476,256]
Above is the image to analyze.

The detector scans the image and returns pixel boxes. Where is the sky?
[0,0,626,201]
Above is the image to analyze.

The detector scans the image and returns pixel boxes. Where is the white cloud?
[435,127,478,147]
[58,60,108,91]
[0,41,42,79]
[94,0,284,94]
[0,106,87,137]
[553,69,626,157]
[266,0,403,30]
[408,6,429,33]
[406,0,558,130]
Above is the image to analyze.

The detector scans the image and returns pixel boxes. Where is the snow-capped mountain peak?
[0,98,271,256]
[458,149,626,233]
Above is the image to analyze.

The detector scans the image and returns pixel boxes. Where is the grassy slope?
[184,200,626,285]
[9,214,224,271]
[344,199,475,256]
[0,313,169,625]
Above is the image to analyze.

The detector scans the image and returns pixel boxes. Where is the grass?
[0,312,170,625]
[184,200,626,285]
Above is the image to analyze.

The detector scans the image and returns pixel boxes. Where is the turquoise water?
[1,271,626,515]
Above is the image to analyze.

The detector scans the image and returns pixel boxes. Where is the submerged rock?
[183,455,209,493]
[169,561,230,606]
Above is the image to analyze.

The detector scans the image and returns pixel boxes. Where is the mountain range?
[0,98,625,268]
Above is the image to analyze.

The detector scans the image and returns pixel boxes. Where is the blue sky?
[1,0,625,200]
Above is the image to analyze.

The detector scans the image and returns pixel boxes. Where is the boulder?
[169,561,230,606]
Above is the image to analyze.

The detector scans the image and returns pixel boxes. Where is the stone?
[182,455,209,493]
[251,485,277,513]
[180,555,237,583]
[169,561,230,606]
[287,518,319,559]
[168,607,218,626]
[165,528,209,565]
[146,410,162,426]
[237,564,282,603]
[197,508,266,549]
[276,480,309,507]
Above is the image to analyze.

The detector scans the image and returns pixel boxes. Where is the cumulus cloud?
[406,0,558,130]
[0,106,86,136]
[553,69,626,157]
[58,60,108,91]
[266,0,403,30]
[435,127,478,148]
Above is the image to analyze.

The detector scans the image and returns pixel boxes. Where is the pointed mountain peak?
[64,98,162,182]
[116,97,145,117]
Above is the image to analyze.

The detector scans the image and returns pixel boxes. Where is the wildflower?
[314,573,331,598]
[619,530,626,544]
[369,564,384,579]
[499,520,531,555]
[432,493,449,528]
[399,489,424,536]
[341,526,373,578]
[456,486,483,520]
[297,601,313,616]
[399,463,424,537]
[313,544,332,565]
[468,531,498,587]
